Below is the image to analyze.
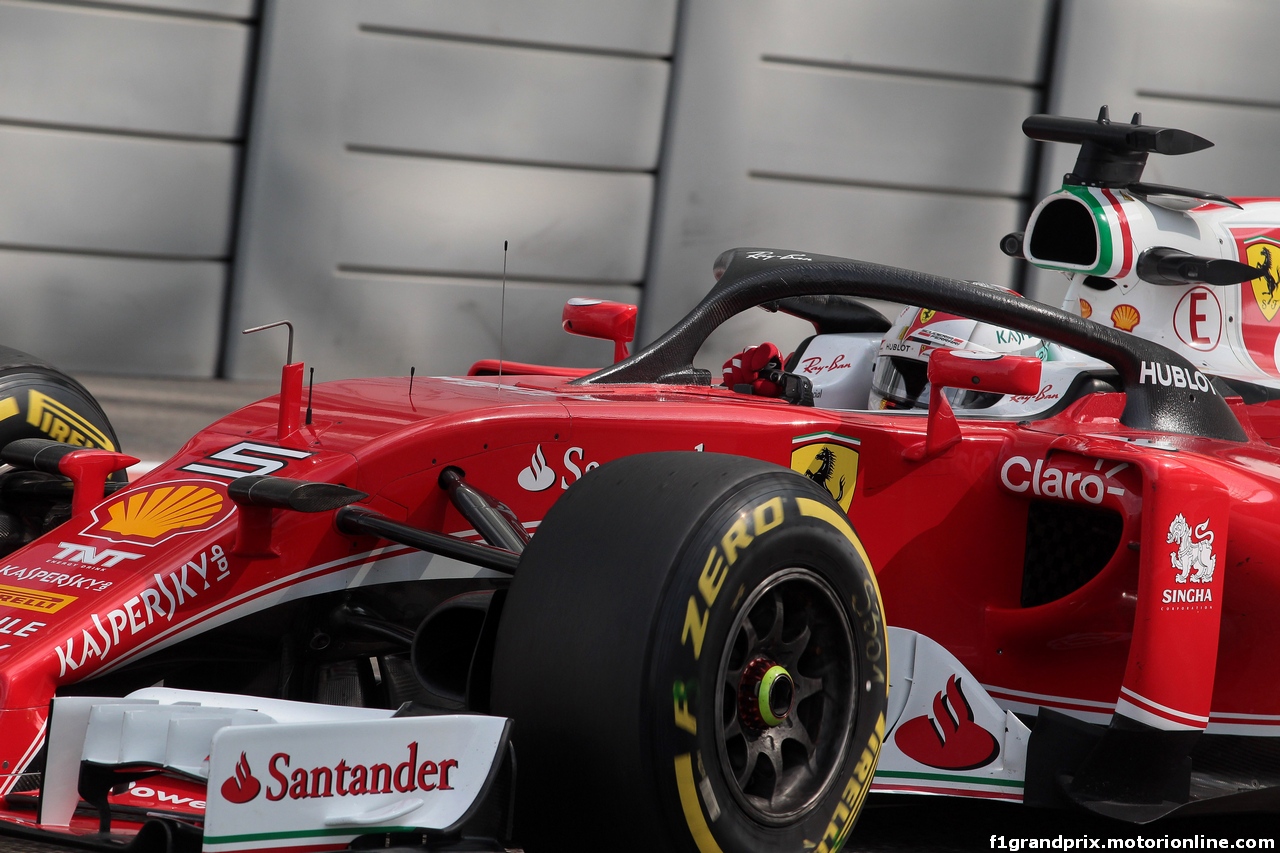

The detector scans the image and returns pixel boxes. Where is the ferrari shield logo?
[1232,229,1280,375]
[791,432,860,511]
[1246,241,1280,322]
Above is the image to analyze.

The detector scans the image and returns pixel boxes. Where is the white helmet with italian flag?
[868,300,1051,411]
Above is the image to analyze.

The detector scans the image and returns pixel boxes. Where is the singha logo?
[1168,513,1216,584]
[220,752,262,804]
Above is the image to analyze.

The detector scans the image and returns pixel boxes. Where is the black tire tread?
[490,452,880,853]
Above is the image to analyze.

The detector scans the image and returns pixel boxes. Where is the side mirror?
[906,350,1042,461]
[562,299,637,364]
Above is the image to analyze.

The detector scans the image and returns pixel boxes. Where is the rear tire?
[490,452,888,853]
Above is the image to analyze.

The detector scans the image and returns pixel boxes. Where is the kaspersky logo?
[220,743,459,804]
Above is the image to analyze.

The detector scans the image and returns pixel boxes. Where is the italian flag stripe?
[1062,185,1118,276]
[874,770,1022,788]
[205,824,416,845]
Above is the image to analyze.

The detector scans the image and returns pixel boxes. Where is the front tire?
[0,345,122,554]
[0,345,119,451]
[490,452,888,853]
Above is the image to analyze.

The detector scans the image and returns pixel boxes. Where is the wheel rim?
[714,567,857,825]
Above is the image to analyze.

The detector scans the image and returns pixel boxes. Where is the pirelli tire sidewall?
[651,476,887,853]
[0,346,120,453]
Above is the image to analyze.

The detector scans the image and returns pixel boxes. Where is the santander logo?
[517,445,556,492]
[893,675,1000,771]
[220,752,261,804]
[219,742,458,804]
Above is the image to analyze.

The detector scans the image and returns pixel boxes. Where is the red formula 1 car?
[0,109,1277,853]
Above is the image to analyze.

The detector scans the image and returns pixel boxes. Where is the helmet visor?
[871,356,930,410]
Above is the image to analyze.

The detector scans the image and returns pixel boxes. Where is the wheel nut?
[739,657,794,729]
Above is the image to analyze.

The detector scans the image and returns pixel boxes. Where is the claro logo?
[220,743,459,804]
[999,456,1127,505]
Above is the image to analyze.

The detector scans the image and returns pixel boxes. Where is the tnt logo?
[53,542,143,568]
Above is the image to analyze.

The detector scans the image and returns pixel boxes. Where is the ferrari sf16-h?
[0,108,1276,853]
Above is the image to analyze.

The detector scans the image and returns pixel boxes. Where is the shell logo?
[85,480,234,546]
[1079,298,1092,320]
[1111,304,1140,332]
[101,486,224,538]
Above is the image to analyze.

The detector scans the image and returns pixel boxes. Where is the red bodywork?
[2,371,1279,766]
[0,297,1279,837]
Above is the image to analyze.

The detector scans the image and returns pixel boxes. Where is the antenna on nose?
[243,320,303,439]
[498,240,508,386]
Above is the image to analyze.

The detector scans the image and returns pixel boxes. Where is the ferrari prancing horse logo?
[790,433,859,512]
[1246,241,1280,322]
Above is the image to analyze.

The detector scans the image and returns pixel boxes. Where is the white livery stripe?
[0,719,47,795]
[1118,687,1209,725]
[791,432,861,446]
[983,684,1116,712]
[1115,698,1201,732]
[1210,712,1280,723]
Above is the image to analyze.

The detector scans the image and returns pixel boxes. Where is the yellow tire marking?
[674,754,724,853]
[796,497,882,603]
[848,713,886,820]
[27,390,115,450]
[0,397,17,421]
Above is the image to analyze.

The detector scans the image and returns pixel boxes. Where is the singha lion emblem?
[1168,513,1216,584]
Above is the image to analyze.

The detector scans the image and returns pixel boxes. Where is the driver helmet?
[869,302,1050,410]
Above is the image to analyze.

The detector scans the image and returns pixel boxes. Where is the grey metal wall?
[11,0,1280,379]
[1027,0,1280,306]
[226,0,675,378]
[643,0,1053,368]
[228,0,1055,379]
[0,0,255,376]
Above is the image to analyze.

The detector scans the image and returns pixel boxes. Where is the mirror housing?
[562,299,637,364]
[907,350,1043,461]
